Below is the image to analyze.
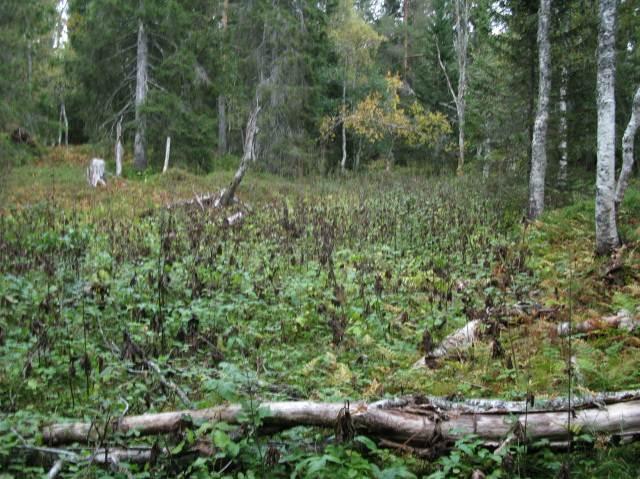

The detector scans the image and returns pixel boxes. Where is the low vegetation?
[1,151,639,478]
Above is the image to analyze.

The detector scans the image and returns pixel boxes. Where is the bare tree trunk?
[43,392,640,448]
[341,80,347,172]
[403,0,410,80]
[527,0,551,220]
[218,96,227,155]
[163,136,171,173]
[454,0,470,175]
[87,159,106,187]
[557,65,568,187]
[217,0,229,156]
[219,101,261,207]
[115,117,123,176]
[436,1,469,175]
[595,0,619,254]
[133,19,149,171]
[615,86,640,209]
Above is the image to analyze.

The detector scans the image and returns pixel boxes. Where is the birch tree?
[527,0,551,220]
[595,0,619,254]
[615,85,639,210]
[436,0,470,175]
[557,65,569,187]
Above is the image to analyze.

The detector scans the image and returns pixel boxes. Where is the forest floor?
[1,147,640,478]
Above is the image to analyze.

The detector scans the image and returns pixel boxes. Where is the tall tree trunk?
[217,0,229,156]
[219,101,261,207]
[595,0,619,254]
[341,80,347,172]
[163,136,171,173]
[403,0,410,80]
[527,0,551,220]
[133,19,149,171]
[557,65,568,187]
[615,86,640,209]
[454,0,470,175]
[115,117,123,177]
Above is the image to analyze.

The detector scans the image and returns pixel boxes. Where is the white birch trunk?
[527,0,551,220]
[595,0,619,254]
[162,136,171,173]
[43,392,640,448]
[133,19,149,171]
[86,159,106,187]
[57,101,68,146]
[115,117,123,177]
[557,66,568,187]
[615,85,640,209]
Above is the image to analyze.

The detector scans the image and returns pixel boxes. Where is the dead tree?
[219,100,261,207]
[43,391,640,449]
[615,85,640,210]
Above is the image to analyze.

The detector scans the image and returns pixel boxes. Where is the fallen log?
[412,319,481,368]
[43,390,640,448]
[557,309,640,337]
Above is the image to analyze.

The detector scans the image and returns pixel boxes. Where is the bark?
[162,136,171,173]
[133,19,149,171]
[219,100,261,207]
[115,117,123,177]
[557,66,568,187]
[217,0,229,156]
[403,0,410,79]
[435,1,469,175]
[43,391,640,447]
[615,85,640,209]
[527,0,551,220]
[86,159,106,188]
[557,309,640,337]
[341,80,347,172]
[58,102,68,147]
[412,319,481,368]
[595,0,619,254]
[454,0,470,175]
[218,96,227,155]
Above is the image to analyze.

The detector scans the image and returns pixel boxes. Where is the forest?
[1,0,640,477]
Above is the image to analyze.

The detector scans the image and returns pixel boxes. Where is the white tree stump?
[87,158,106,187]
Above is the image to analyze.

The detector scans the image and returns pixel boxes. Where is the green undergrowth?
[1,159,640,477]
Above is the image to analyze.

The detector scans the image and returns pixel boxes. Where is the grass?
[1,146,640,478]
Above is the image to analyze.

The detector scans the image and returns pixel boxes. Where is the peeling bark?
[528,0,551,220]
[595,0,619,254]
[43,391,640,448]
[615,85,640,209]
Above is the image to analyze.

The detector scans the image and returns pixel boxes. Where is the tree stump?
[87,158,106,187]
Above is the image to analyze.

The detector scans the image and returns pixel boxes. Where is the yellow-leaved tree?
[321,74,451,170]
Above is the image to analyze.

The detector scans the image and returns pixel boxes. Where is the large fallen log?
[43,390,640,448]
